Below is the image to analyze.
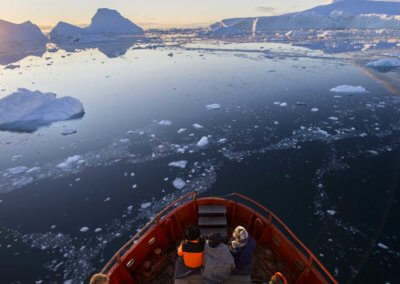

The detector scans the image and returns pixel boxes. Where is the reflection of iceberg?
[0,88,85,132]
[0,40,47,65]
[367,58,400,72]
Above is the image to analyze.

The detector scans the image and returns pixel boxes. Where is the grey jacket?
[202,242,235,284]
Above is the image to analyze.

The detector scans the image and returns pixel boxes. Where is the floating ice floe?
[140,202,151,209]
[57,155,83,169]
[94,228,102,233]
[206,103,221,110]
[367,59,400,69]
[158,120,172,126]
[8,166,28,175]
[173,178,186,189]
[311,108,319,112]
[279,102,288,107]
[218,138,227,143]
[330,85,367,93]
[177,128,187,134]
[104,197,111,202]
[193,123,204,129]
[126,130,134,135]
[0,88,84,131]
[197,136,209,147]
[326,210,337,216]
[61,127,77,136]
[328,117,339,121]
[119,138,130,143]
[168,160,188,169]
[377,243,389,250]
[79,227,89,233]
[11,155,23,161]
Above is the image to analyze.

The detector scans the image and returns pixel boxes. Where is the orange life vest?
[177,239,205,268]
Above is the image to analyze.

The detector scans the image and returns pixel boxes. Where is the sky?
[0,0,397,30]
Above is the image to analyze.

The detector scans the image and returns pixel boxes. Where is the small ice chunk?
[330,85,367,93]
[80,226,89,233]
[168,160,188,169]
[8,166,28,175]
[57,155,82,168]
[279,102,287,107]
[326,210,336,216]
[197,136,209,147]
[173,178,186,189]
[377,243,389,250]
[61,127,77,135]
[27,167,40,173]
[206,103,221,110]
[11,155,23,161]
[119,138,130,143]
[126,130,134,135]
[141,202,151,209]
[94,228,102,233]
[328,117,338,121]
[50,225,56,229]
[193,123,204,129]
[132,184,137,189]
[104,197,111,202]
[218,138,227,143]
[158,120,172,126]
[311,108,319,112]
[368,150,379,155]
[177,128,186,134]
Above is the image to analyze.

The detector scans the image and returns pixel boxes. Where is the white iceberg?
[168,160,188,169]
[177,128,186,134]
[206,103,221,110]
[0,88,84,131]
[0,19,47,43]
[330,85,367,93]
[193,123,204,129]
[141,202,151,209]
[367,59,400,68]
[57,155,82,169]
[173,178,186,189]
[79,226,89,233]
[158,120,172,126]
[197,136,209,147]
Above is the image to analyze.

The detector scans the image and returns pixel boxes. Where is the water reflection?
[0,40,46,65]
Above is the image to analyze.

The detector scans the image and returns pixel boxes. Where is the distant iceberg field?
[0,88,84,131]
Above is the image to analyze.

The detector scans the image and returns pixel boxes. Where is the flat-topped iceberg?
[0,88,84,132]
[367,59,400,71]
[330,85,368,93]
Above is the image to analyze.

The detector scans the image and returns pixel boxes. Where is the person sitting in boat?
[89,273,109,284]
[228,226,256,275]
[203,232,235,284]
[174,225,205,278]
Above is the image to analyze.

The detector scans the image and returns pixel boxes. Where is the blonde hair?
[90,273,110,284]
[232,226,248,242]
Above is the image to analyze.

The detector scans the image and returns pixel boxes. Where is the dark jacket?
[228,236,256,269]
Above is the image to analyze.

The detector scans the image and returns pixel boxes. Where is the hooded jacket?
[202,242,235,284]
[229,236,256,269]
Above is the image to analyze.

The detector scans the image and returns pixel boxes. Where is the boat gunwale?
[101,191,337,284]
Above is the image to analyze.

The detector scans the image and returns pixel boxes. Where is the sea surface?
[0,39,399,283]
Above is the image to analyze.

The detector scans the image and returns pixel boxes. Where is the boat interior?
[102,192,337,284]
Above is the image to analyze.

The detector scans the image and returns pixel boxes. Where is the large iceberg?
[0,88,84,131]
[50,8,144,40]
[367,59,400,71]
[0,19,47,43]
[209,0,400,35]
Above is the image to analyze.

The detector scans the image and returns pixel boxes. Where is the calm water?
[0,40,399,283]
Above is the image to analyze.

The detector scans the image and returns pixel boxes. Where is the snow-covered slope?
[50,8,144,40]
[210,0,400,35]
[0,88,84,131]
[0,20,47,43]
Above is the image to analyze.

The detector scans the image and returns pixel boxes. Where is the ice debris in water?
[311,108,319,112]
[61,127,77,135]
[0,88,84,131]
[330,85,367,93]
[8,166,28,175]
[328,117,339,121]
[173,178,186,189]
[326,210,337,216]
[158,120,172,126]
[197,136,209,147]
[279,102,288,107]
[168,160,188,169]
[177,128,186,134]
[11,155,23,161]
[141,202,151,209]
[94,228,102,233]
[119,138,130,143]
[193,123,204,129]
[206,103,221,110]
[57,155,83,169]
[79,227,89,233]
[377,243,389,250]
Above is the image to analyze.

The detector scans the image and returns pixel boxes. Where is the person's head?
[208,232,222,248]
[231,226,248,248]
[90,273,110,284]
[185,225,200,241]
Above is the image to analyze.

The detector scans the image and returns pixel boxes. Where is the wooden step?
[198,205,226,215]
[200,227,227,239]
[198,216,227,226]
